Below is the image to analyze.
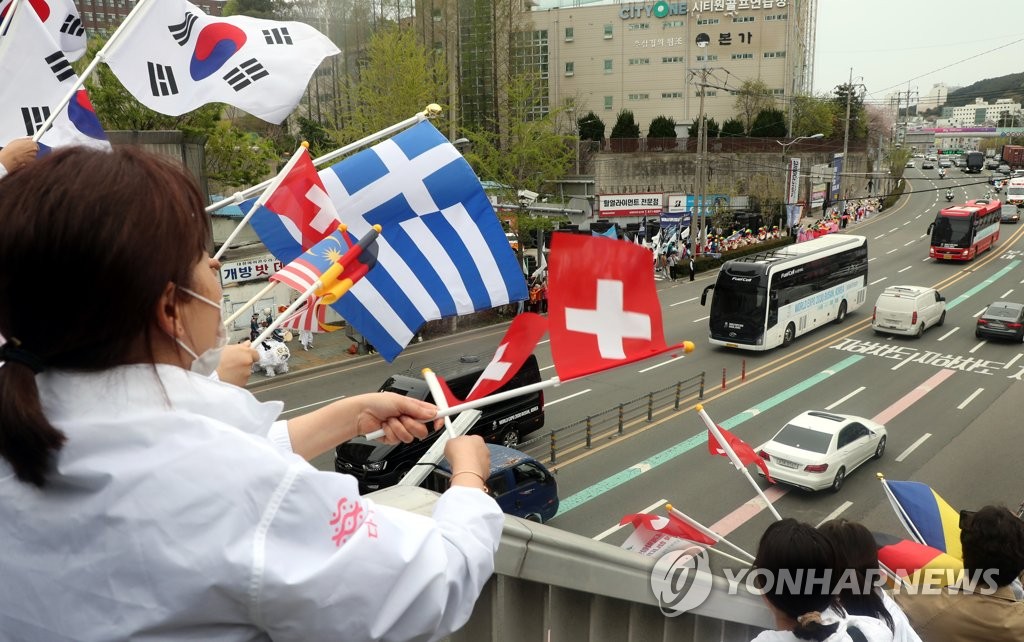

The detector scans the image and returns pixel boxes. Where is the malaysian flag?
[278,296,336,333]
[0,0,86,61]
[270,225,379,304]
[317,121,528,362]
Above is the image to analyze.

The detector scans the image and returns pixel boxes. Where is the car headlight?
[362,461,387,472]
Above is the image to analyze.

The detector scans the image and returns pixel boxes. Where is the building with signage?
[529,0,817,133]
[947,98,1022,126]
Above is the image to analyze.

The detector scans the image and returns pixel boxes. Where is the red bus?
[928,198,1002,261]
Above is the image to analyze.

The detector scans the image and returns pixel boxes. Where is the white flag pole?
[30,0,157,142]
[223,281,279,328]
[696,404,784,521]
[251,279,321,346]
[397,407,482,489]
[664,503,756,562]
[206,105,442,214]
[363,375,562,441]
[212,142,310,262]
[422,368,455,435]
[0,0,23,39]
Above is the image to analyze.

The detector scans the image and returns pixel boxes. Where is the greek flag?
[318,121,527,361]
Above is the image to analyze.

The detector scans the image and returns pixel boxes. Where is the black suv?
[334,354,546,492]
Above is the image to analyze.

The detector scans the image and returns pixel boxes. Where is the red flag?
[708,425,774,483]
[465,313,548,401]
[547,233,683,380]
[619,512,716,545]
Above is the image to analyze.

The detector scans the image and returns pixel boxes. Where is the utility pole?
[842,67,853,166]
[690,65,711,259]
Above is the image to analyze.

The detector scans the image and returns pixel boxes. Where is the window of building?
[765,14,788,21]
[565,26,573,41]
[604,59,613,73]
[431,7,442,22]
[604,96,613,110]
[732,15,754,22]
[662,20,685,28]
[696,18,719,25]
[661,56,685,63]
[697,90,717,97]
[628,23,650,31]
[628,93,650,101]
[731,52,753,60]
[695,54,718,61]
[771,88,785,95]
[662,91,683,99]
[764,51,786,58]
[629,58,650,65]
[603,24,613,39]
[565,61,574,76]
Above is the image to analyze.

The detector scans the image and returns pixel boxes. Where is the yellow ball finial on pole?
[300,140,310,149]
[682,341,696,353]
[695,403,704,412]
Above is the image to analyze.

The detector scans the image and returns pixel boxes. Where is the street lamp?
[776,133,823,233]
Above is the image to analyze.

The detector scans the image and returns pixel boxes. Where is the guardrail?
[519,372,705,464]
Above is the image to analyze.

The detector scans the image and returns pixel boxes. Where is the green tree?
[647,115,677,138]
[832,83,867,140]
[296,116,333,158]
[687,117,719,139]
[885,145,913,181]
[578,111,605,141]
[733,78,776,133]
[204,125,279,188]
[750,108,787,137]
[791,94,837,138]
[721,118,745,137]
[221,0,287,18]
[338,26,447,141]
[610,110,641,139]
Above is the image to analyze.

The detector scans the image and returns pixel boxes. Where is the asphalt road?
[252,166,1024,569]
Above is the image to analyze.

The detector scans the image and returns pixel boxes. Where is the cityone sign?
[620,1,688,19]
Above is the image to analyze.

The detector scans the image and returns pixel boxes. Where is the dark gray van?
[334,354,545,492]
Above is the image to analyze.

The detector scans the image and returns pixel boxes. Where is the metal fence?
[519,372,705,464]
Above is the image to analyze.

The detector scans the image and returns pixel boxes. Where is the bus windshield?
[709,279,766,342]
[931,216,972,248]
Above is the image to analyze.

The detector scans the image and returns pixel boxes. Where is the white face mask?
[175,286,227,377]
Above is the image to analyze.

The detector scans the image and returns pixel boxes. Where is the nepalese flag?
[317,121,528,362]
[103,0,339,123]
[243,147,340,264]
[0,3,107,149]
[547,232,683,381]
[270,226,379,304]
[1,0,86,61]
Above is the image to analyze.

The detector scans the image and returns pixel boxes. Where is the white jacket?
[0,365,504,641]
[752,613,897,642]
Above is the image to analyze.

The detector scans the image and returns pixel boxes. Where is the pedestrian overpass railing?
[373,486,771,642]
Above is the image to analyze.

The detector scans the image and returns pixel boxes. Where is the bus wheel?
[502,430,520,449]
[783,323,795,347]
[834,301,847,324]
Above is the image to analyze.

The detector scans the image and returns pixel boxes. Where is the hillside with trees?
[920,71,1024,116]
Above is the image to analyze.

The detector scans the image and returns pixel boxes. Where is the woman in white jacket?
[0,146,503,641]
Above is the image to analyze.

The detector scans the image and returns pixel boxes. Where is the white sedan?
[756,411,887,492]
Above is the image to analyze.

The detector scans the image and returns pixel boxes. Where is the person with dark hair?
[818,519,921,641]
[896,505,1024,641]
[0,147,502,641]
[752,519,895,642]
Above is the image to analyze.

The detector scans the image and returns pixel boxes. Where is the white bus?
[1005,177,1024,207]
[700,235,869,350]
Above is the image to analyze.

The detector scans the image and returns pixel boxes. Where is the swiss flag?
[250,148,340,263]
[708,425,774,483]
[547,233,682,381]
[435,313,548,404]
[619,512,716,545]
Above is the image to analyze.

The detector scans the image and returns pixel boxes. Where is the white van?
[871,286,946,337]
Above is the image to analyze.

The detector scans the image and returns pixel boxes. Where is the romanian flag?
[874,531,963,588]
[880,478,962,560]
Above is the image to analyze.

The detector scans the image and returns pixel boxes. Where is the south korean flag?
[0,0,87,61]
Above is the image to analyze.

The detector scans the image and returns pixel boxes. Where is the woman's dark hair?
[818,518,894,632]
[753,518,841,641]
[961,505,1024,587]
[0,146,210,488]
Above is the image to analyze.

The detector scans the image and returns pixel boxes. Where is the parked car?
[871,285,946,337]
[424,445,560,523]
[976,301,1024,343]
[1001,204,1020,224]
[756,411,887,492]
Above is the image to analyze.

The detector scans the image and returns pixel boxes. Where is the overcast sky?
[813,1,1024,103]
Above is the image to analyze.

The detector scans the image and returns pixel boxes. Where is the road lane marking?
[553,355,864,516]
[1003,289,1014,297]
[816,501,854,527]
[638,356,685,373]
[671,296,698,307]
[938,328,958,341]
[898,266,912,273]
[1005,354,1023,370]
[693,315,710,322]
[874,234,885,240]
[957,388,984,410]
[922,257,931,262]
[895,433,932,462]
[539,338,551,345]
[969,341,985,354]
[546,389,591,407]
[886,248,898,254]
[279,395,347,415]
[903,241,915,247]
[903,221,911,226]
[872,369,956,426]
[947,260,1022,309]
[710,486,789,537]
[973,308,986,318]
[870,277,888,285]
[869,257,877,262]
[540,364,556,371]
[825,386,866,410]
[889,228,899,233]
[592,498,667,541]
